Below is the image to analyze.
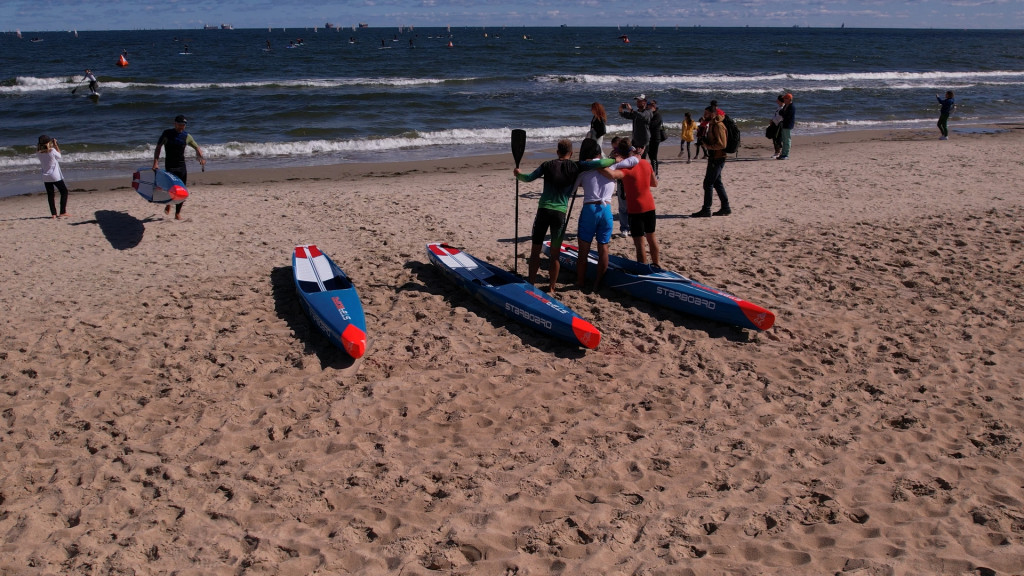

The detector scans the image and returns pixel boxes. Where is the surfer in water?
[84,69,98,95]
[153,115,205,220]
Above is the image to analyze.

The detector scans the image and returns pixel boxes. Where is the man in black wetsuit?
[153,115,205,220]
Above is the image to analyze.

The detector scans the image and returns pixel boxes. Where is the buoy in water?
[447,41,453,47]
[117,54,128,67]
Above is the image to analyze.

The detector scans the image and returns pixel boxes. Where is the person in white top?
[37,135,70,218]
[84,69,98,95]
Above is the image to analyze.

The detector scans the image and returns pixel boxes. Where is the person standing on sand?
[601,139,660,268]
[691,106,730,218]
[679,111,696,162]
[936,90,955,140]
[619,94,653,158]
[770,94,785,158]
[587,102,608,156]
[514,139,614,292]
[153,114,205,220]
[778,93,795,159]
[36,135,70,219]
[646,99,665,176]
[570,138,619,290]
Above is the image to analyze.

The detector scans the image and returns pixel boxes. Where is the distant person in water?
[153,115,205,220]
[936,90,955,140]
[84,69,98,95]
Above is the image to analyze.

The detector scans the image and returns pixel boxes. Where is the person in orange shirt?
[601,140,660,268]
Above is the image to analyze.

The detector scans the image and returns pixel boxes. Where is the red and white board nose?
[168,185,189,202]
[341,324,367,358]
[571,317,601,349]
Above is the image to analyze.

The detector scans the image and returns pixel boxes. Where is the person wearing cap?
[778,93,795,159]
[153,115,205,220]
[691,106,731,217]
[619,94,653,158]
[36,135,71,219]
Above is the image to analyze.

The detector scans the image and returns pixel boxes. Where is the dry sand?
[1,126,1021,575]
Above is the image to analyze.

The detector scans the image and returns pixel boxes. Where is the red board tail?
[571,317,601,349]
[341,324,367,358]
[739,301,776,331]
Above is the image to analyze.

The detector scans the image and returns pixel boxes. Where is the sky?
[6,0,1022,31]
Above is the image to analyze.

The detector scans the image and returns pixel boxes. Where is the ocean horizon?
[3,26,1023,198]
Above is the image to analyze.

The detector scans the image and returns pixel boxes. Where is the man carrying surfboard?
[153,115,205,220]
[514,139,614,292]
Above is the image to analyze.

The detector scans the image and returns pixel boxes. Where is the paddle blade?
[511,129,526,168]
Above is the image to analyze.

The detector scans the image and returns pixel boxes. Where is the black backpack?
[723,115,741,154]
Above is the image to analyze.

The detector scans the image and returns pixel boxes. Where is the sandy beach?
[1,126,1021,575]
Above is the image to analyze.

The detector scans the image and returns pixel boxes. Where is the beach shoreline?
[5,123,1013,201]
[1,125,1021,574]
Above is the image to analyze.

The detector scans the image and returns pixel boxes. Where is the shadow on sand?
[71,210,159,250]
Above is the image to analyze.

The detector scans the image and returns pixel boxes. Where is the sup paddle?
[70,78,86,95]
[511,129,526,275]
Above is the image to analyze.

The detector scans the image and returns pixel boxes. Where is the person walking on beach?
[646,99,665,175]
[36,135,71,219]
[691,106,731,218]
[601,139,660,267]
[83,69,98,95]
[619,94,653,158]
[693,113,709,160]
[679,111,696,162]
[514,139,613,292]
[587,102,608,156]
[936,91,955,140]
[153,114,205,220]
[777,93,795,159]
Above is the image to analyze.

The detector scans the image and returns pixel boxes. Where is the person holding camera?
[36,135,70,219]
[619,94,653,158]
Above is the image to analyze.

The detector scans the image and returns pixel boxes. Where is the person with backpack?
[690,106,731,217]
[778,93,795,159]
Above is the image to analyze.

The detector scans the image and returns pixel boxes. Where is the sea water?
[2,26,1023,197]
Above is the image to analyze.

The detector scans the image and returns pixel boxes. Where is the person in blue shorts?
[570,138,621,290]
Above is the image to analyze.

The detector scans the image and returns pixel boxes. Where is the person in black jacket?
[646,99,665,175]
[587,102,608,156]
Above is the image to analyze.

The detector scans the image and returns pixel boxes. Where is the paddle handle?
[511,129,526,275]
